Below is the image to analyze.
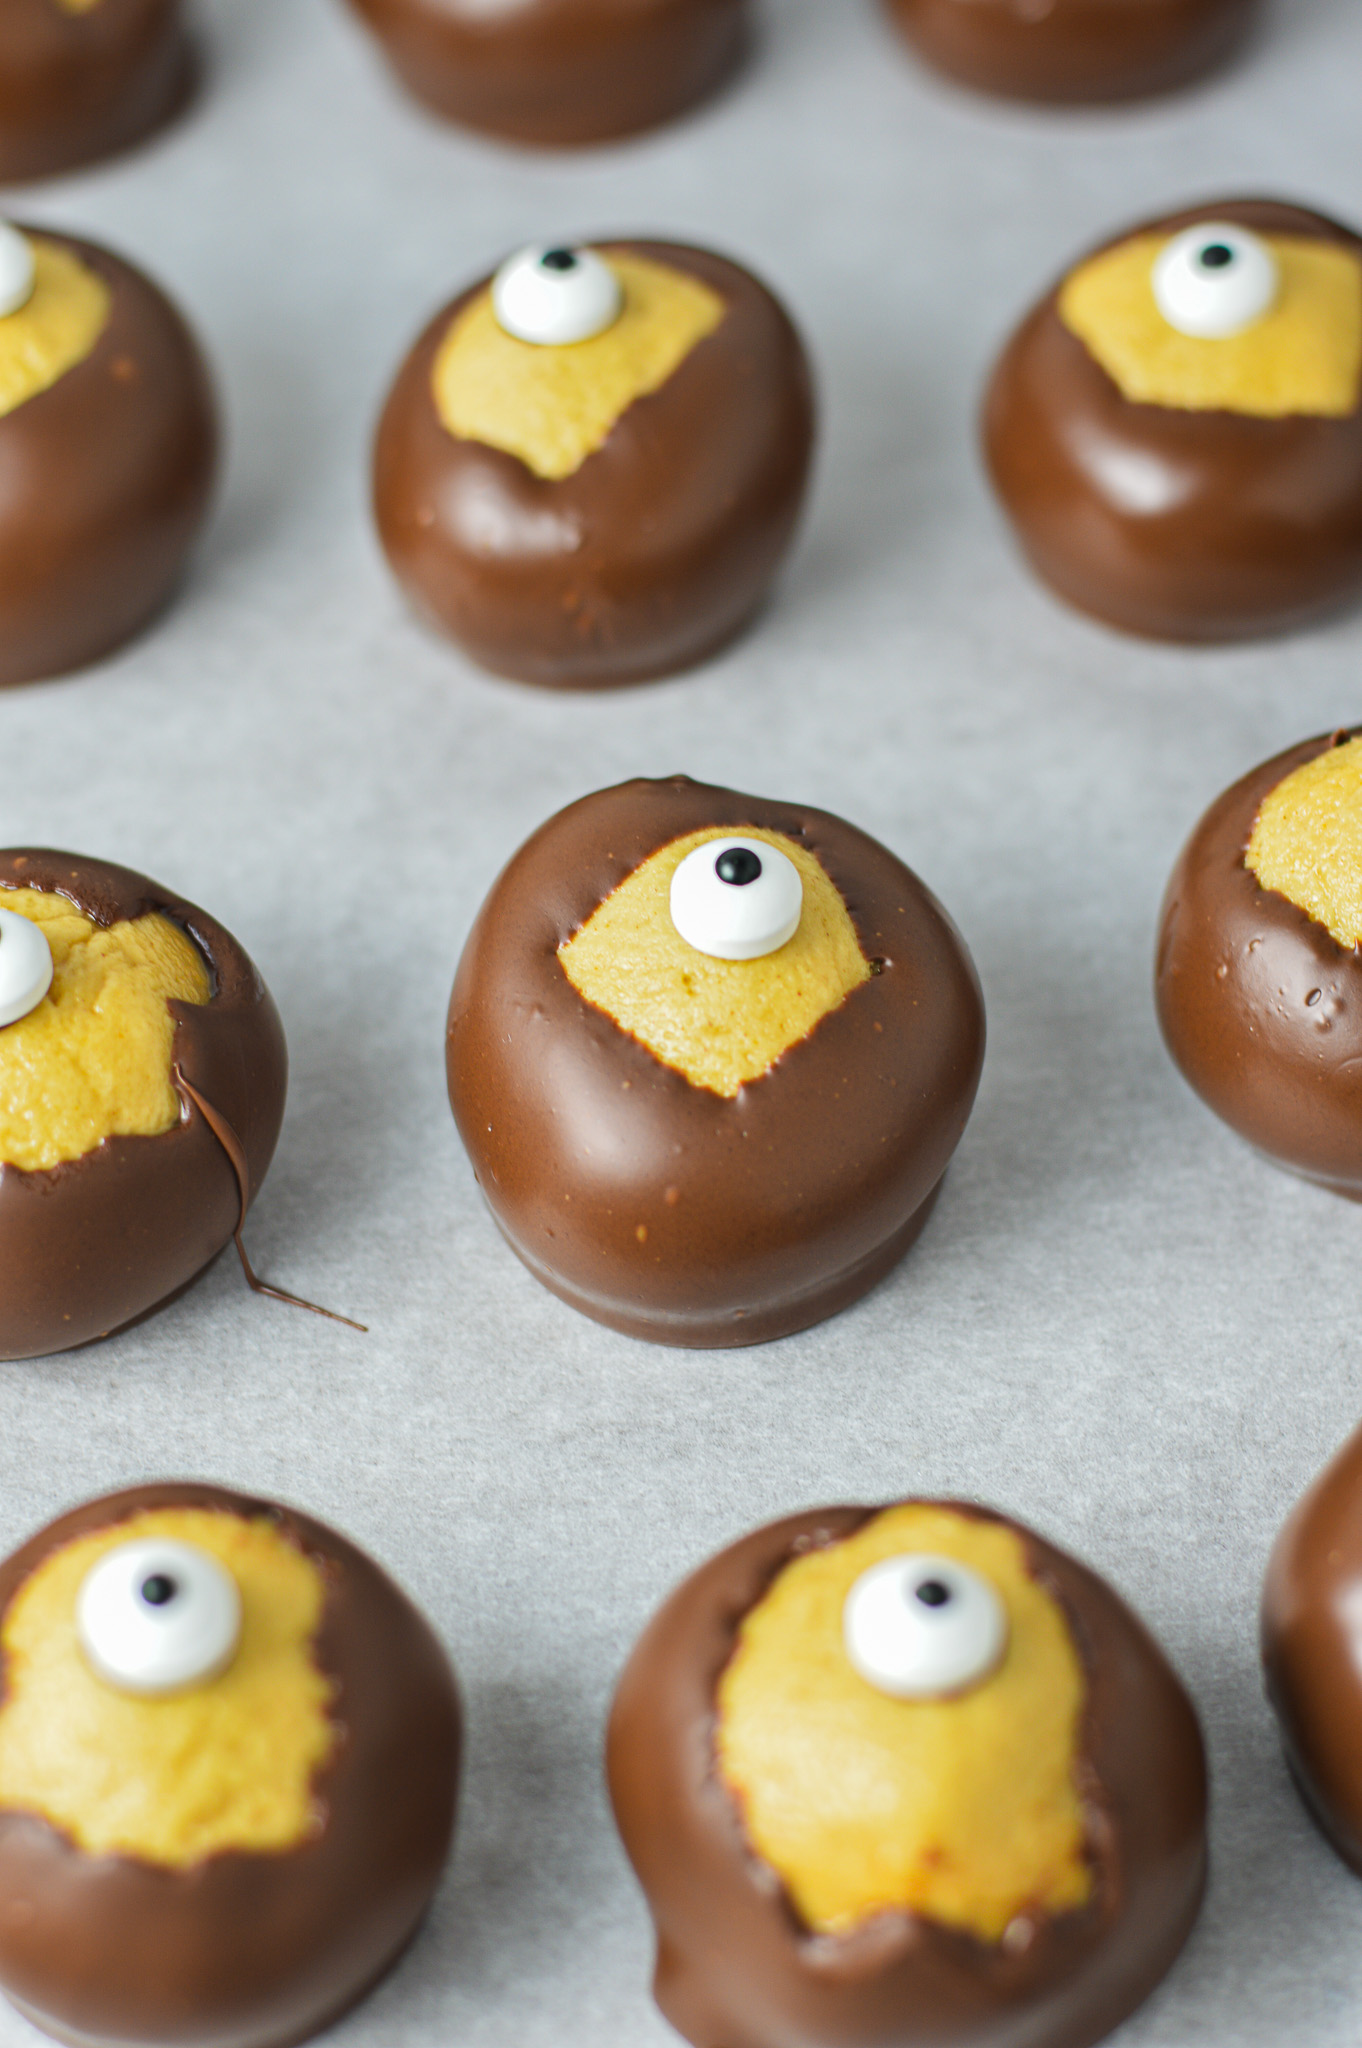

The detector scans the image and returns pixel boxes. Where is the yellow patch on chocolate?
[716,1505,1091,1942]
[432,252,725,481]
[55,0,102,13]
[0,1508,334,1868]
[1058,232,1362,417]
[1246,735,1362,945]
[558,828,870,1098]
[0,886,209,1173]
[0,238,111,420]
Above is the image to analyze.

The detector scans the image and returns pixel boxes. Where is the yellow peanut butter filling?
[0,886,209,1173]
[0,237,111,420]
[0,1508,335,1868]
[432,252,725,481]
[558,828,870,1098]
[1059,232,1362,417]
[716,1505,1092,1942]
[1246,735,1362,946]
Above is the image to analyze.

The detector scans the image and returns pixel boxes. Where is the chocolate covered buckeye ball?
[608,1499,1207,2048]
[0,221,217,687]
[984,199,1362,641]
[1156,727,1362,1196]
[0,0,190,182]
[882,0,1251,105]
[446,776,984,1346]
[0,1481,461,2048]
[0,849,289,1358]
[341,0,747,147]
[374,240,814,688]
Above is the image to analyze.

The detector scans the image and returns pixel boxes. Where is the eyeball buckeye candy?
[984,199,1362,641]
[1155,727,1362,1197]
[339,0,748,147]
[0,222,217,686]
[374,239,814,688]
[608,1499,1207,2048]
[446,776,984,1346]
[881,0,1251,106]
[0,1482,460,2048]
[0,0,192,182]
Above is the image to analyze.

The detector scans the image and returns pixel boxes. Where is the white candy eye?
[0,906,53,1027]
[492,244,623,346]
[1151,223,1279,339]
[669,837,803,961]
[843,1553,1008,1699]
[76,1538,243,1696]
[0,223,34,320]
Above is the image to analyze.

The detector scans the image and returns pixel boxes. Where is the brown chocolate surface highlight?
[446,777,984,1347]
[0,850,287,1360]
[341,0,748,147]
[882,0,1252,105]
[0,229,217,688]
[983,200,1362,643]
[607,1501,1207,2048]
[0,1482,461,2048]
[1262,1424,1362,1875]
[1155,728,1362,1197]
[374,241,814,689]
[0,0,192,182]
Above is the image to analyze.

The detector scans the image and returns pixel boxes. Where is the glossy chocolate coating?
[608,1500,1207,2048]
[1155,729,1362,1196]
[446,777,984,1346]
[983,200,1362,643]
[0,229,217,689]
[0,0,191,182]
[883,0,1251,105]
[0,1481,461,2048]
[1263,1425,1362,1874]
[0,850,287,1360]
[373,242,814,689]
[341,0,746,147]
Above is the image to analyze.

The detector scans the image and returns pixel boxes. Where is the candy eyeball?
[76,1537,243,1695]
[492,244,623,346]
[843,1552,1008,1699]
[0,906,53,1028]
[0,223,34,321]
[669,837,803,961]
[1151,223,1279,339]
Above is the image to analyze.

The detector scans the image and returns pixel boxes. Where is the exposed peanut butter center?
[715,1505,1092,1942]
[0,886,209,1173]
[0,238,111,420]
[0,1508,335,1868]
[1246,735,1362,945]
[557,828,870,1098]
[1059,232,1362,417]
[432,253,726,481]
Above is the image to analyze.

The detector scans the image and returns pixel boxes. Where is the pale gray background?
[0,0,1359,2040]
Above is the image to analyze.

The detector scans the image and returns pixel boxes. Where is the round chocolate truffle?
[0,1481,461,2048]
[0,0,190,183]
[0,223,217,687]
[445,776,984,1347]
[340,0,747,147]
[983,199,1362,642]
[0,848,288,1359]
[882,0,1251,105]
[1155,727,1362,1197]
[608,1499,1207,2048]
[373,239,814,688]
[1263,1424,1362,1875]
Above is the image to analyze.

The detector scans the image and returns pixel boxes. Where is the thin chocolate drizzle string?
[173,1064,367,1332]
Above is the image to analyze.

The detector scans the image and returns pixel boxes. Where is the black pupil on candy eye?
[140,1574,178,1607]
[715,848,762,888]
[541,249,578,273]
[914,1579,952,1609]
[1198,243,1234,271]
